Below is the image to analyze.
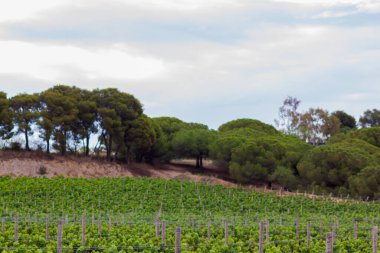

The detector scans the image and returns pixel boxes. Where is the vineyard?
[0,176,379,252]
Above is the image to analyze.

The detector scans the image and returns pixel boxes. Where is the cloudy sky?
[0,0,379,129]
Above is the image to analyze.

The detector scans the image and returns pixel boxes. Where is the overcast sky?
[0,0,379,129]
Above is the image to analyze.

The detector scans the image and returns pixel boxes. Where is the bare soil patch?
[0,151,236,187]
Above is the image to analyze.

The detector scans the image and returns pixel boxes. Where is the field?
[0,176,379,252]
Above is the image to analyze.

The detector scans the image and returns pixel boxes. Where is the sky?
[0,0,379,129]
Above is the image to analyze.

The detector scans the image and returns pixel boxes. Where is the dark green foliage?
[297,141,380,189]
[270,166,298,189]
[152,117,188,139]
[10,93,39,150]
[72,89,98,156]
[209,128,257,169]
[349,166,380,198]
[218,118,279,135]
[124,115,157,162]
[332,110,357,131]
[172,128,216,168]
[349,127,380,148]
[359,109,380,128]
[229,136,287,182]
[40,85,80,155]
[211,119,310,187]
[93,88,143,160]
[0,92,13,139]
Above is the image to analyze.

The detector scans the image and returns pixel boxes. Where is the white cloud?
[117,0,242,11]
[0,41,165,81]
[0,0,72,23]
[0,0,379,126]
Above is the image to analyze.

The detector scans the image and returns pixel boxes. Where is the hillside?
[0,150,235,186]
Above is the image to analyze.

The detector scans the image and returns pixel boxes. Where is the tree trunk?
[106,134,112,161]
[199,155,203,170]
[114,144,121,161]
[196,156,200,168]
[61,131,67,156]
[85,135,90,156]
[24,129,30,151]
[46,139,50,154]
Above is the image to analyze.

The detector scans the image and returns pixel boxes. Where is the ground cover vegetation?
[0,177,379,252]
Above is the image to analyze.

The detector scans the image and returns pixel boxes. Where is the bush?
[9,142,22,151]
[349,166,380,198]
[270,166,298,189]
[38,165,47,175]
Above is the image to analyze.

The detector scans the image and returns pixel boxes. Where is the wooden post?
[155,220,160,236]
[354,221,358,239]
[98,219,102,235]
[307,221,311,248]
[259,222,264,253]
[175,227,181,253]
[14,213,19,241]
[45,215,49,241]
[266,221,269,243]
[162,221,166,247]
[225,220,229,245]
[1,217,4,234]
[108,216,112,233]
[27,212,31,229]
[332,223,336,243]
[326,232,333,253]
[295,218,300,239]
[82,214,86,245]
[57,220,63,253]
[207,220,211,240]
[372,226,378,253]
[320,218,324,234]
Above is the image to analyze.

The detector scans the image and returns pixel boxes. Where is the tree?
[36,101,54,154]
[10,93,39,150]
[298,108,340,145]
[152,117,188,138]
[349,166,380,198]
[219,118,278,135]
[275,96,301,135]
[229,136,287,183]
[332,110,356,131]
[172,128,216,169]
[359,109,380,128]
[0,92,13,140]
[94,88,142,161]
[39,85,80,155]
[297,140,380,189]
[72,89,98,156]
[124,115,157,163]
[349,127,380,148]
[209,128,262,170]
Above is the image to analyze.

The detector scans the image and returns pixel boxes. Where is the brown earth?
[0,151,236,187]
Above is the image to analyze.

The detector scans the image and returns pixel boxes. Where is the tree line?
[1,88,380,197]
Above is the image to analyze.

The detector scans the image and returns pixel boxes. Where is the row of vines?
[0,177,379,252]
